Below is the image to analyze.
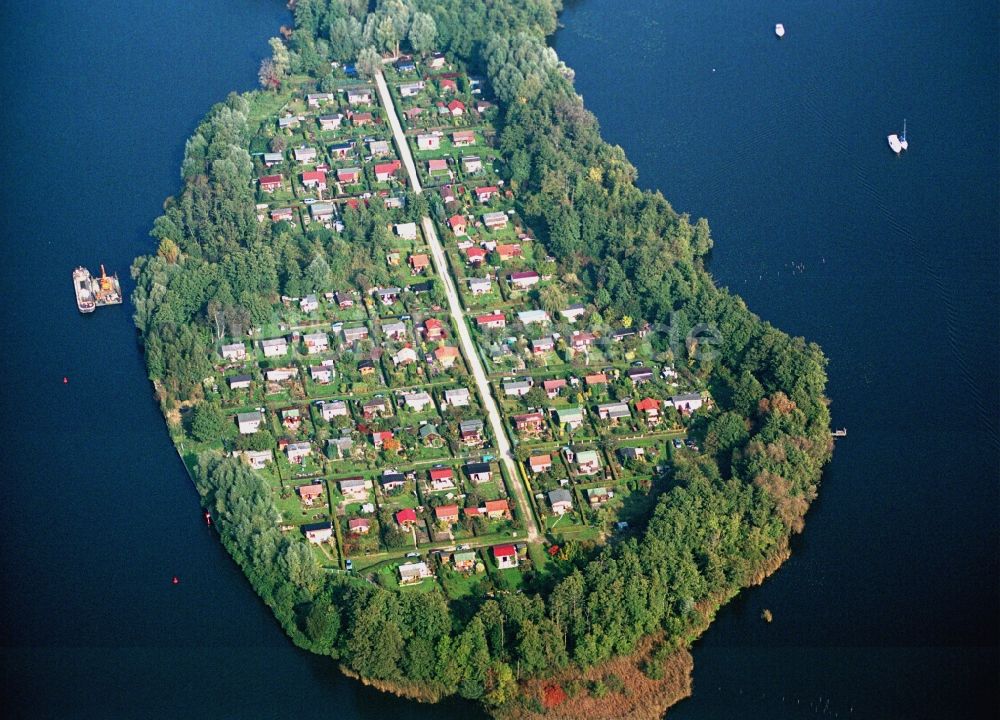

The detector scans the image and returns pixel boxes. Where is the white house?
[237,411,262,435]
[261,337,287,358]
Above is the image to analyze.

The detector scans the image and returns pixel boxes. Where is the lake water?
[1,0,995,718]
[554,0,999,717]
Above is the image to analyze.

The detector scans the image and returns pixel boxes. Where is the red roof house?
[447,99,466,116]
[476,312,506,329]
[435,504,460,524]
[258,175,283,192]
[423,318,444,340]
[374,160,401,182]
[395,508,417,527]
[476,186,499,203]
[492,543,518,568]
[449,214,468,236]
[301,170,327,189]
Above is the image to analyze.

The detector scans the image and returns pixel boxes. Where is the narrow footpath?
[374,70,541,543]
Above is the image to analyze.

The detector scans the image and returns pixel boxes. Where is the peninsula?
[131,1,831,717]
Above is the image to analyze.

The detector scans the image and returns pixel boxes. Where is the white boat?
[775,23,785,38]
[887,119,908,154]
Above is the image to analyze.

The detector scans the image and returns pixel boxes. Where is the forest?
[131,0,831,714]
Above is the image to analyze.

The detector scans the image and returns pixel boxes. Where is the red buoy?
[171,576,180,585]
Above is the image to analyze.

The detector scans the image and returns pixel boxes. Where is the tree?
[356,46,382,79]
[268,37,291,76]
[408,12,437,54]
[328,16,363,62]
[258,59,280,90]
[157,238,180,264]
[190,403,225,443]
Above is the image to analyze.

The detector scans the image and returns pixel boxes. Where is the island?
[131,2,831,718]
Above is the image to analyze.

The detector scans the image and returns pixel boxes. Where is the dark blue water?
[554,0,999,718]
[0,2,480,718]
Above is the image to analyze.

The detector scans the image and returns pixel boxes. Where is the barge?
[74,265,122,313]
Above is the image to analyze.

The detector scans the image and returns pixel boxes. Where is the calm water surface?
[0,1,481,718]
[555,0,999,718]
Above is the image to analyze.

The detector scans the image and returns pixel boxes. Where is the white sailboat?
[888,119,908,154]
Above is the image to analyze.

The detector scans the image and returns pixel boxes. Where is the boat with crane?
[73,265,122,313]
